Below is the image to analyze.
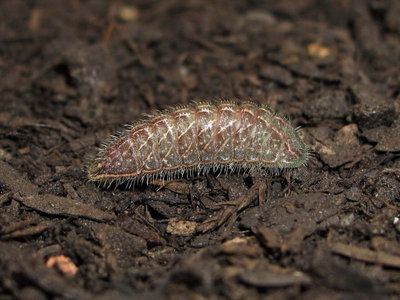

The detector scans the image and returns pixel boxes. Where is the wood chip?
[219,237,263,257]
[330,242,400,268]
[239,269,311,287]
[14,194,114,222]
[0,161,38,196]
[1,221,53,239]
[152,179,190,194]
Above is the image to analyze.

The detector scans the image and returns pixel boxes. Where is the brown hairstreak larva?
[87,101,310,187]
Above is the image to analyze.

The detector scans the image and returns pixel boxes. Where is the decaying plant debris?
[0,1,399,299]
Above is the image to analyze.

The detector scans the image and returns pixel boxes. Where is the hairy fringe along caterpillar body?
[87,101,310,188]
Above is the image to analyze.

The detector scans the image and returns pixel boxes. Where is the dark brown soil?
[1,1,400,299]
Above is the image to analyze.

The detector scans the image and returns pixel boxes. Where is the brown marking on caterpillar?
[87,101,310,187]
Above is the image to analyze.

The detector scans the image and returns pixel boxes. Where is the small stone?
[46,255,78,276]
[117,6,139,22]
[307,42,331,58]
[166,218,197,236]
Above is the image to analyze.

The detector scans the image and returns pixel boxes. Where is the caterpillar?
[87,101,310,187]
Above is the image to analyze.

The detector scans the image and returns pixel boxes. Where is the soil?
[1,0,400,299]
